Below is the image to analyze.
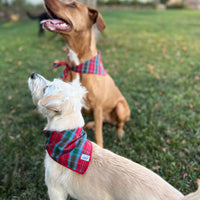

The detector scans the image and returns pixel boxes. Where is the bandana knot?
[43,128,92,174]
[53,51,107,80]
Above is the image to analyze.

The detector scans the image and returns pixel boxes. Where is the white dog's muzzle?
[28,73,49,105]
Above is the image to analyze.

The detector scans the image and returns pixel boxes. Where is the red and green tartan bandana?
[43,128,92,174]
[53,51,107,80]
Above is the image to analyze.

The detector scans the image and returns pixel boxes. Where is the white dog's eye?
[43,86,48,93]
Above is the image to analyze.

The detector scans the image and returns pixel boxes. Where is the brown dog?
[41,0,130,147]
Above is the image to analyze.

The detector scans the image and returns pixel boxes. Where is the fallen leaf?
[166,139,171,144]
[33,109,39,114]
[117,42,122,46]
[147,64,155,70]
[194,76,200,81]
[127,68,133,73]
[162,47,166,53]
[11,109,16,114]
[150,48,155,52]
[114,60,119,65]
[182,46,187,51]
[179,58,184,63]
[8,114,13,119]
[8,69,13,73]
[17,61,22,66]
[9,136,15,140]
[1,121,6,125]
[62,46,67,51]
[165,55,170,59]
[181,140,186,145]
[18,46,23,52]
[182,172,188,178]
[155,75,160,80]
[162,147,167,152]
[189,104,193,109]
[8,96,12,100]
[180,121,185,126]
[152,165,160,170]
[176,51,181,57]
[111,47,116,52]
[6,58,13,63]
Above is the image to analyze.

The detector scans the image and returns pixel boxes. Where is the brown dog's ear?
[39,95,63,112]
[88,7,106,32]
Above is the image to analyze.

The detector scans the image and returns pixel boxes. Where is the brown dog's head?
[41,0,106,35]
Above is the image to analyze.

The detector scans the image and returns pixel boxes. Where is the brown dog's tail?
[182,179,200,200]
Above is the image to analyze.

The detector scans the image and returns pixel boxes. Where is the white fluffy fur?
[66,45,80,66]
[28,73,200,200]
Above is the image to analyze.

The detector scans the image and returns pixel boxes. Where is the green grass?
[0,9,200,199]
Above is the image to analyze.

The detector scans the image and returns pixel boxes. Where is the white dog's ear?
[39,95,63,112]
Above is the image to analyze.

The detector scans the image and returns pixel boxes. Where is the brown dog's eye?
[68,3,77,8]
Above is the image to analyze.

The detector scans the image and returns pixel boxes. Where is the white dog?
[28,73,200,200]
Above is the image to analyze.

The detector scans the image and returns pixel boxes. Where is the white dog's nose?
[31,73,37,79]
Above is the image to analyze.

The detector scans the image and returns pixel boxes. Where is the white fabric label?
[81,154,90,161]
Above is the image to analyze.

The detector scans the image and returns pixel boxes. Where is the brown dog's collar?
[53,51,107,80]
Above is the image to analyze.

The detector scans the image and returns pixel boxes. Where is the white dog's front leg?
[47,185,68,200]
[45,154,69,200]
[45,169,68,200]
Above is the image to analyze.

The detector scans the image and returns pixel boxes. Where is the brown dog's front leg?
[93,106,103,147]
[116,100,130,139]
[84,121,95,130]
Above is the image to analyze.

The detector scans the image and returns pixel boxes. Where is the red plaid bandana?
[43,128,92,174]
[53,51,107,80]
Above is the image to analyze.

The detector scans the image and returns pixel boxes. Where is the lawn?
[0,9,200,199]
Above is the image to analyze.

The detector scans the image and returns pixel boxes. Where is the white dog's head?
[28,73,87,121]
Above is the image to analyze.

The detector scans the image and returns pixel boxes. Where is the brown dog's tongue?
[40,19,64,25]
[41,19,71,32]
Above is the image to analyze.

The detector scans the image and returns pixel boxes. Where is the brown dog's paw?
[117,129,124,139]
[84,121,95,131]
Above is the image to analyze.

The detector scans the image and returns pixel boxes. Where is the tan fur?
[45,143,184,200]
[182,179,200,200]
[28,74,200,200]
[43,0,130,147]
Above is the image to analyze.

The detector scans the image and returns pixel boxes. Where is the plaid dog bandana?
[53,51,107,80]
[43,128,92,174]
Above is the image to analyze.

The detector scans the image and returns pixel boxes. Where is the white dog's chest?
[44,153,77,196]
[45,152,72,180]
[44,152,114,200]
